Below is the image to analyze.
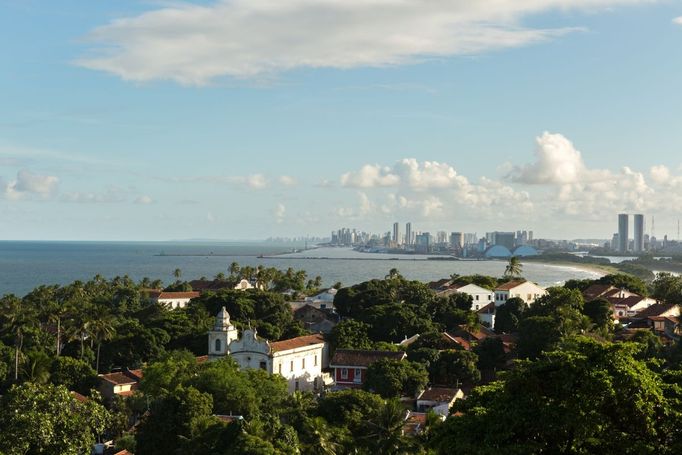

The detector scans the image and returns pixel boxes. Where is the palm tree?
[504,256,523,278]
[228,262,241,277]
[365,399,409,455]
[173,268,182,279]
[87,315,116,373]
[385,268,403,280]
[22,350,52,384]
[0,295,36,381]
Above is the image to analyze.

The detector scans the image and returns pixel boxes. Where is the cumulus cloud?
[278,175,298,187]
[3,170,59,200]
[76,0,650,85]
[340,164,400,188]
[274,203,286,223]
[674,16,682,25]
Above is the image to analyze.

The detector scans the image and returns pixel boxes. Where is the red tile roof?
[418,387,460,403]
[582,284,616,301]
[330,349,406,367]
[270,333,325,353]
[70,391,88,403]
[634,303,678,319]
[100,369,143,386]
[495,280,527,291]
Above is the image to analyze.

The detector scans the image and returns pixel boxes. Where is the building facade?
[618,213,629,253]
[208,307,329,393]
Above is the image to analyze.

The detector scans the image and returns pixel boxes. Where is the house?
[416,387,464,417]
[293,304,340,334]
[329,349,406,389]
[233,279,254,290]
[208,307,330,393]
[305,288,338,304]
[147,290,200,309]
[494,280,546,307]
[428,278,452,291]
[476,302,496,327]
[610,295,657,319]
[403,411,427,436]
[99,369,143,401]
[633,302,680,320]
[648,316,680,338]
[448,283,495,311]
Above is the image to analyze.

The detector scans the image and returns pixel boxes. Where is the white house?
[208,307,330,393]
[148,291,201,309]
[494,280,547,307]
[449,284,495,311]
[416,387,464,418]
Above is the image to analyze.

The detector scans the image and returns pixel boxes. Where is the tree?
[0,383,109,455]
[431,338,682,454]
[364,399,409,455]
[429,350,480,386]
[504,256,523,278]
[474,337,507,371]
[173,268,182,279]
[329,319,373,351]
[50,356,98,395]
[651,272,682,305]
[583,298,614,334]
[364,359,428,398]
[0,294,36,381]
[21,350,52,384]
[87,314,116,373]
[597,273,648,296]
[493,297,527,333]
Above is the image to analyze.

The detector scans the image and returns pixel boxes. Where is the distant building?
[634,214,644,253]
[486,231,515,250]
[450,232,464,249]
[99,369,143,401]
[392,222,400,245]
[147,290,200,309]
[618,214,629,253]
[405,222,413,246]
[415,232,431,253]
[416,387,464,417]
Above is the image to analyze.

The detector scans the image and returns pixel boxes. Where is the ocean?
[0,241,603,297]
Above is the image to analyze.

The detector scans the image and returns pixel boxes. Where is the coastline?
[525,260,615,278]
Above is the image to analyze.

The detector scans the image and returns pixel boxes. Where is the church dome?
[214,306,232,331]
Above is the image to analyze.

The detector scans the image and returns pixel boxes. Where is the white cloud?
[135,195,154,204]
[340,164,400,188]
[274,203,286,223]
[77,0,650,85]
[61,188,126,203]
[279,175,298,187]
[673,16,682,25]
[3,170,59,200]
[512,132,593,184]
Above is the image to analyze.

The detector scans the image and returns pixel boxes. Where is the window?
[341,368,348,379]
[488,295,492,300]
[290,360,294,372]
[278,363,282,374]
[295,380,299,391]
[475,295,479,300]
[260,361,267,370]
[527,294,532,300]
[302,358,306,369]
[354,368,362,383]
[314,355,318,366]
[214,339,221,352]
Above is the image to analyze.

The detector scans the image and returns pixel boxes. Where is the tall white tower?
[208,307,239,360]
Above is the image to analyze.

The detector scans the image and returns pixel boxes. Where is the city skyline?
[2,2,682,240]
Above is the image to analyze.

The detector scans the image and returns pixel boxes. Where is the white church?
[208,307,331,393]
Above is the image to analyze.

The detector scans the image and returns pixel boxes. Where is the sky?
[1,0,681,241]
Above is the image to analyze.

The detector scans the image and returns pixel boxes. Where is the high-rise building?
[405,222,412,246]
[450,232,464,249]
[634,214,644,253]
[392,222,400,245]
[415,232,431,253]
[618,214,629,253]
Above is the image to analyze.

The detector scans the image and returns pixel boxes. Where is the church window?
[278,363,282,374]
[290,360,294,372]
[215,339,221,352]
[302,358,306,369]
[314,355,318,366]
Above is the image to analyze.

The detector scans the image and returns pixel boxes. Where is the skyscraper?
[634,214,644,253]
[405,222,412,246]
[392,222,400,245]
[618,214,629,253]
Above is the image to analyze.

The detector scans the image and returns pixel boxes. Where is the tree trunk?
[80,333,85,359]
[96,343,101,374]
[56,317,61,356]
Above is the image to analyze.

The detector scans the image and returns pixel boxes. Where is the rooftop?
[495,280,527,291]
[270,333,325,353]
[418,387,461,403]
[330,349,406,367]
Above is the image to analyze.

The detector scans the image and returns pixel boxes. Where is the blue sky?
[1,0,681,241]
